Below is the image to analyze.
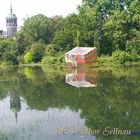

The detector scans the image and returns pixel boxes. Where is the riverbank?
[1,55,140,68]
[98,56,140,67]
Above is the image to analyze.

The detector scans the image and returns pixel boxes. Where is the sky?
[0,0,82,30]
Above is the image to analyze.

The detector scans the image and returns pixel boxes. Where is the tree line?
[0,0,140,65]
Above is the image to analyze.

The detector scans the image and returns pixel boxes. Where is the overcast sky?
[0,0,82,30]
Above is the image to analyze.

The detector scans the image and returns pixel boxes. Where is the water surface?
[0,66,139,140]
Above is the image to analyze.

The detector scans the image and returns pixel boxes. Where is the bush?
[130,50,139,61]
[45,44,60,56]
[2,52,19,65]
[41,53,64,66]
[30,42,46,63]
[126,40,140,54]
[41,56,57,65]
[112,50,139,64]
[24,52,33,63]
[17,55,25,64]
[57,53,65,64]
[99,55,113,64]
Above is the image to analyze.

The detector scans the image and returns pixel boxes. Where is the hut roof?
[65,47,96,55]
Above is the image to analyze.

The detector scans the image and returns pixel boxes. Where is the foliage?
[44,44,60,56]
[24,42,46,63]
[103,0,140,53]
[126,39,140,54]
[2,51,18,65]
[49,16,63,41]
[98,55,113,66]
[1,0,140,66]
[29,42,46,63]
[0,38,19,65]
[20,14,51,44]
[15,32,27,55]
[53,14,80,50]
[112,50,139,64]
[99,52,140,66]
[24,52,32,63]
[41,53,64,66]
[41,56,57,65]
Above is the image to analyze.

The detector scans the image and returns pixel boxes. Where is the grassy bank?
[1,57,140,68]
[1,52,140,67]
[98,50,140,67]
[98,56,140,67]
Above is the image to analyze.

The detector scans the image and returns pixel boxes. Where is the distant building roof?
[65,47,96,55]
[6,5,17,20]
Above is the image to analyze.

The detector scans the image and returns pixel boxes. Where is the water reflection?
[0,66,139,140]
[10,92,21,123]
[65,68,98,88]
[0,94,95,140]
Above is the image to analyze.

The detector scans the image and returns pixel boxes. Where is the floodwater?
[0,66,139,140]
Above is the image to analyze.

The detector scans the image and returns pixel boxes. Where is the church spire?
[10,4,13,13]
[6,4,17,37]
[15,112,18,123]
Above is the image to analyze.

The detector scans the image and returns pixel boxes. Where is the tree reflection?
[10,92,21,123]
[0,66,139,140]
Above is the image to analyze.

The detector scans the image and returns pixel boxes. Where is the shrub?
[45,44,60,56]
[24,52,33,63]
[41,56,57,65]
[41,53,64,66]
[30,42,46,63]
[99,55,113,64]
[2,52,19,65]
[130,50,139,61]
[126,40,140,54]
[112,50,132,64]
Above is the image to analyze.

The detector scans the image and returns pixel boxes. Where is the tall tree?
[20,14,51,45]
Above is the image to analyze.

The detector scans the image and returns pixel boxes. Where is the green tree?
[20,14,51,45]
[30,42,46,63]
[0,38,19,65]
[103,0,140,53]
[78,0,140,55]
[53,14,80,50]
[49,16,63,42]
[2,52,18,65]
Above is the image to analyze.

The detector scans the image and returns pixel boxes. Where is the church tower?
[6,5,17,37]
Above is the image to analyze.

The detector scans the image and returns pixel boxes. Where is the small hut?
[65,47,97,67]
